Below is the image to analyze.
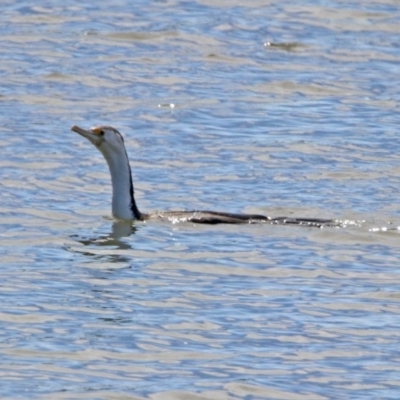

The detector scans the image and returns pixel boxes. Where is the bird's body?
[71,125,337,227]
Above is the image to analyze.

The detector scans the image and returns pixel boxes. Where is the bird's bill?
[71,125,103,146]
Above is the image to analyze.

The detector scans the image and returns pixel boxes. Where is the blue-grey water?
[1,1,400,399]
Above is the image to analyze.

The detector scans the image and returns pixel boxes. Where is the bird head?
[71,125,126,158]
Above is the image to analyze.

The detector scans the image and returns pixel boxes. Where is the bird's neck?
[103,148,141,220]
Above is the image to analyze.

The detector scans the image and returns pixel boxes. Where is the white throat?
[100,145,141,220]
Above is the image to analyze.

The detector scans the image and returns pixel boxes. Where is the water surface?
[1,1,400,399]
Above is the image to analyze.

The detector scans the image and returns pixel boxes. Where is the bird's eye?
[99,130,105,136]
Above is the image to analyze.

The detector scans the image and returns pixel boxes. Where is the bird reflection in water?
[71,221,137,252]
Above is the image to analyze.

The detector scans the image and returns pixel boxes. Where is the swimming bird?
[71,125,336,227]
